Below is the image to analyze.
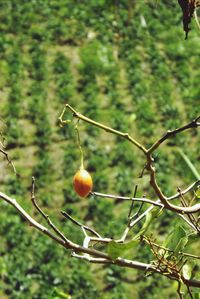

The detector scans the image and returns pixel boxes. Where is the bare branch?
[0,147,17,174]
[71,252,110,264]
[31,177,69,242]
[0,191,200,288]
[143,236,200,260]
[128,185,138,218]
[59,104,200,214]
[178,187,200,232]
[167,180,200,200]
[61,210,102,238]
[0,191,110,259]
[92,191,198,235]
[91,191,163,208]
[187,284,194,299]
[0,191,66,246]
[148,116,200,153]
[58,104,147,154]
[177,281,184,299]
[146,153,200,214]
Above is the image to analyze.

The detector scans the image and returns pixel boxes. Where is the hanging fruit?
[73,168,93,197]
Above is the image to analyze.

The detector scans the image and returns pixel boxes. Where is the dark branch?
[148,116,200,153]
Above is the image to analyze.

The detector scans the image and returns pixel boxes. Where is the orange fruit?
[73,168,93,197]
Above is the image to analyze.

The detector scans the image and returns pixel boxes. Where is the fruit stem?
[75,122,84,170]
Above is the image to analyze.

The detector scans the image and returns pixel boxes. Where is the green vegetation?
[0,1,199,298]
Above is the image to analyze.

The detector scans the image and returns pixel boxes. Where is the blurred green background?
[0,1,199,298]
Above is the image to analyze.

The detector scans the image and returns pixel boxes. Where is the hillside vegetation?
[0,1,199,298]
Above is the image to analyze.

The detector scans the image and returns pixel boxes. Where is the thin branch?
[0,147,16,174]
[71,252,110,264]
[178,187,200,232]
[31,177,68,243]
[89,236,112,243]
[127,201,198,240]
[0,190,110,259]
[128,185,138,218]
[91,191,163,208]
[93,186,199,231]
[58,104,147,154]
[146,153,200,214]
[131,200,144,220]
[179,214,199,231]
[60,105,200,214]
[194,8,200,31]
[167,180,200,200]
[0,191,67,246]
[177,281,184,299]
[187,284,194,299]
[138,163,147,178]
[0,191,200,288]
[61,211,102,238]
[148,116,200,153]
[143,236,200,260]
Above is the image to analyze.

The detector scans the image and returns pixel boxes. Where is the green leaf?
[163,225,188,255]
[133,207,163,240]
[107,240,138,259]
[194,293,200,299]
